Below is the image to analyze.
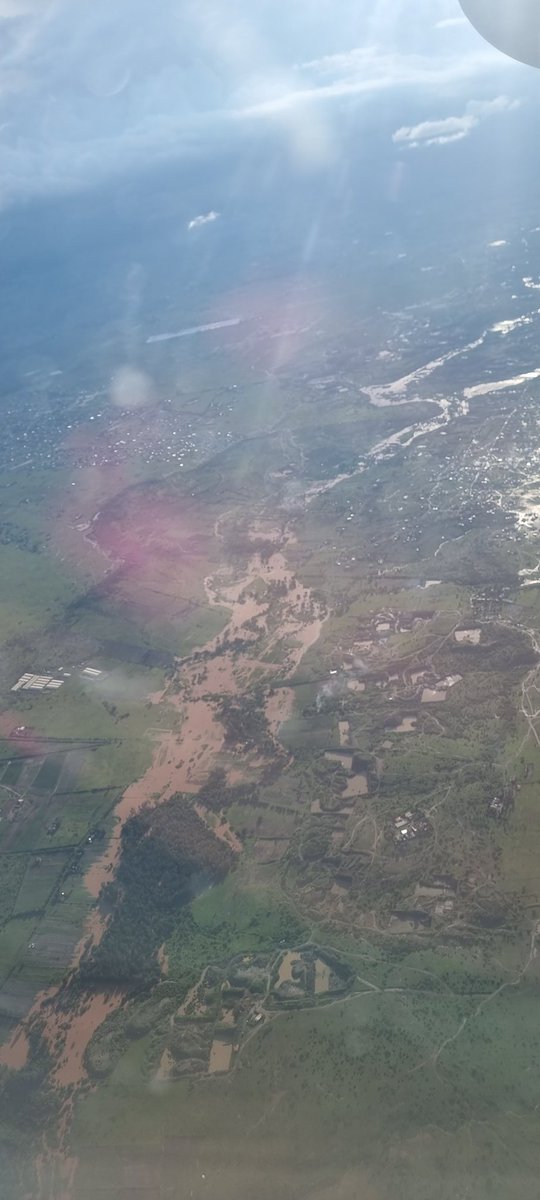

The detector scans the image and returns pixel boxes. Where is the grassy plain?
[165,875,306,988]
[71,944,540,1200]
[0,544,78,643]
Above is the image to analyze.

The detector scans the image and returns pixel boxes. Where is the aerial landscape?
[2,1,540,1198]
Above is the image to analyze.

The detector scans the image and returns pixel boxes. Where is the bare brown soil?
[226,766,246,785]
[155,1047,174,1083]
[276,951,301,985]
[157,944,169,977]
[208,1038,233,1073]
[342,774,369,798]
[314,959,332,994]
[395,717,417,733]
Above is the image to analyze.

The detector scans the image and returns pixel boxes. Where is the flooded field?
[266,687,295,735]
[0,515,328,1189]
[51,992,123,1087]
[70,908,109,964]
[0,1027,29,1070]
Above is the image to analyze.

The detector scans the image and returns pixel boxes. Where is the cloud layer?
[0,0,524,206]
[393,94,520,147]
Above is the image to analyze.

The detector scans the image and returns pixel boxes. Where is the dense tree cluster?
[216,693,274,755]
[80,796,233,991]
[197,768,258,813]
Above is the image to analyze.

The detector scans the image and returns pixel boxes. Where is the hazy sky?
[0,0,527,207]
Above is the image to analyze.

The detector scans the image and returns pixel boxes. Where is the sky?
[0,0,531,208]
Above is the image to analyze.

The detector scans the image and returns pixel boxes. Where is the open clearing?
[208,1038,233,1074]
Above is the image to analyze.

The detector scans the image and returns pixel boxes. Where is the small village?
[142,946,354,1083]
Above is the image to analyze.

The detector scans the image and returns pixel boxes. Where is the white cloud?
[187,210,220,230]
[0,1,44,13]
[393,113,473,147]
[232,47,509,123]
[393,94,520,148]
[0,0,523,205]
[435,16,468,28]
[292,39,503,94]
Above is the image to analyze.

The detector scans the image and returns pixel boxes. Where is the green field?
[165,876,306,988]
[70,949,540,1200]
[12,852,70,915]
[0,543,79,643]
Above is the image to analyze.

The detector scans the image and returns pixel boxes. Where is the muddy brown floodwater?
[0,522,326,1200]
[70,908,109,963]
[0,1026,30,1070]
[50,992,123,1088]
[265,687,295,736]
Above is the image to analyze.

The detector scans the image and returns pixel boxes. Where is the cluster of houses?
[393,809,432,844]
[487,790,513,821]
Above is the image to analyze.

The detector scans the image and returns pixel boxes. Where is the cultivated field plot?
[12,852,70,915]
